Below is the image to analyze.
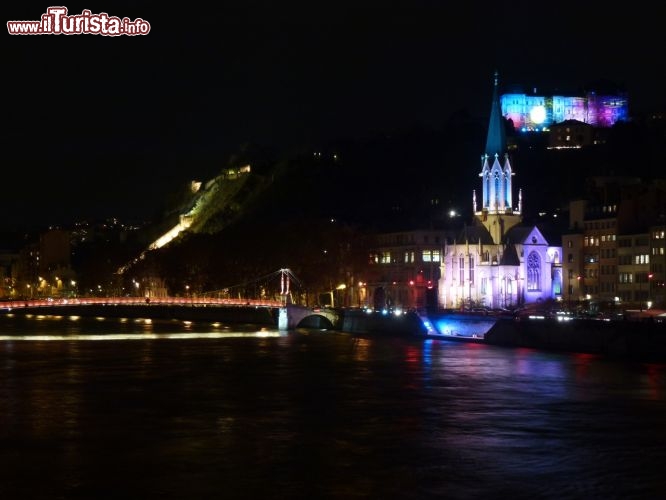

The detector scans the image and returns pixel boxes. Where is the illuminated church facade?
[439,73,563,309]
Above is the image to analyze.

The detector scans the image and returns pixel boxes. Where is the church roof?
[535,222,564,246]
[485,71,507,158]
[499,244,521,266]
[503,223,563,246]
[503,225,532,245]
[454,224,495,245]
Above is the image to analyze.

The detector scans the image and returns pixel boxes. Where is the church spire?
[475,71,522,243]
[484,70,506,158]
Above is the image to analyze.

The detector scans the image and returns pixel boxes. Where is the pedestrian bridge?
[0,297,341,330]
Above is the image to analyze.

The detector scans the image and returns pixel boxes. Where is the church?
[438,73,563,310]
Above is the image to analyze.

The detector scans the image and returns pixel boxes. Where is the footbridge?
[0,297,341,330]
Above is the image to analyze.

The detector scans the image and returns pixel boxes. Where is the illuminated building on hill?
[501,88,629,132]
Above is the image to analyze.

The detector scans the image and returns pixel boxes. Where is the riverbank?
[484,316,666,362]
[4,303,666,362]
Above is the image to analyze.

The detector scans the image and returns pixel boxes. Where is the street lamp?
[648,273,654,310]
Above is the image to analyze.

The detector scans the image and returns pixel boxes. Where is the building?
[0,247,19,299]
[440,73,563,310]
[547,119,609,149]
[364,230,444,310]
[364,73,564,312]
[650,224,666,308]
[618,232,650,308]
[562,178,666,311]
[501,88,628,131]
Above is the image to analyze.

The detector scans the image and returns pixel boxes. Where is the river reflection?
[1,314,665,499]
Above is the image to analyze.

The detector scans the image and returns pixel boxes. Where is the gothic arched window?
[469,255,475,284]
[494,173,501,208]
[459,254,465,283]
[527,251,541,291]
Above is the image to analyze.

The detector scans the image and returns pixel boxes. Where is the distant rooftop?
[502,79,627,97]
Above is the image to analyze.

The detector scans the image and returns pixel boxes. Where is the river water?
[1,313,665,499]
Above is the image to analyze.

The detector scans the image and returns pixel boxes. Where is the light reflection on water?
[1,313,666,499]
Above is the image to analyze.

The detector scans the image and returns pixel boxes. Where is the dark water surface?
[1,314,666,499]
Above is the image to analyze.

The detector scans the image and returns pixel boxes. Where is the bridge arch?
[294,313,336,329]
[279,305,340,330]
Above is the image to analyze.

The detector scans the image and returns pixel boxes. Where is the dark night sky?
[4,1,665,231]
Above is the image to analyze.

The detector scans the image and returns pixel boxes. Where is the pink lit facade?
[501,92,629,131]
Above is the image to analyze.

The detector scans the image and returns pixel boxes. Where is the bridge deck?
[1,297,282,309]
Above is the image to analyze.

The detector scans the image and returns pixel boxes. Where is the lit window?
[469,255,474,283]
[527,251,541,291]
[459,255,465,283]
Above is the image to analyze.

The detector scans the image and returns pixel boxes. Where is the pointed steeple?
[484,70,506,158]
[474,71,522,244]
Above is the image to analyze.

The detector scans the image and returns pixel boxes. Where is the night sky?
[5,1,665,230]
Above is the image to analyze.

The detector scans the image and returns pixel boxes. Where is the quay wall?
[485,318,666,362]
[340,309,428,337]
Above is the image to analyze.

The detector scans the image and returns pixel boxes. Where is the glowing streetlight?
[648,273,654,309]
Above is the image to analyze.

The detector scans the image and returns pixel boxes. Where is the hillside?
[84,116,665,296]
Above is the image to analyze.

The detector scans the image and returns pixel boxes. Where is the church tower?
[474,71,522,244]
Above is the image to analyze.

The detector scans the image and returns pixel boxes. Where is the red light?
[409,280,414,286]
[648,273,654,279]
